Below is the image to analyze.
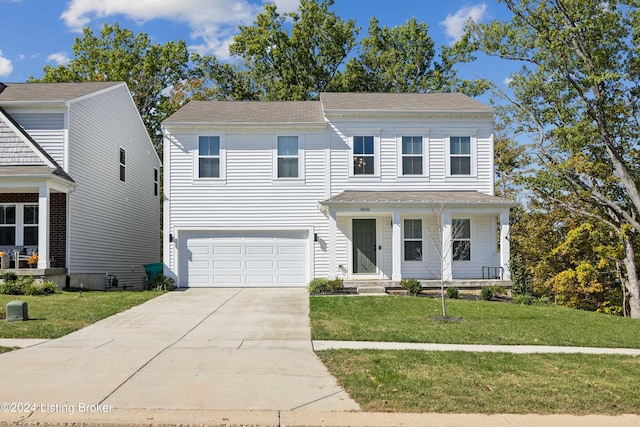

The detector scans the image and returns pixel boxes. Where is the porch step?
[356,285,387,295]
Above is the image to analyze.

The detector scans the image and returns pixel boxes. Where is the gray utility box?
[6,301,28,322]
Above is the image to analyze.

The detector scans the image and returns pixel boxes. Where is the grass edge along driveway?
[0,290,165,339]
[311,296,640,415]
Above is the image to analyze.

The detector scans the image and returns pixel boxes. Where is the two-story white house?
[0,82,161,289]
[162,92,516,288]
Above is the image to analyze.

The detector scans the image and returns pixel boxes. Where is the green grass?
[317,350,640,414]
[310,296,640,348]
[0,346,15,353]
[0,290,165,339]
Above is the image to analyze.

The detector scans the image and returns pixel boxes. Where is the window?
[452,219,471,261]
[277,136,299,178]
[23,205,38,246]
[450,136,471,175]
[353,136,375,175]
[404,219,422,261]
[119,148,126,182]
[402,136,423,175]
[154,168,159,196]
[198,136,220,178]
[0,205,16,245]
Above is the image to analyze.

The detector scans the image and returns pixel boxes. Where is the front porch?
[344,278,513,294]
[319,190,519,283]
[0,266,67,287]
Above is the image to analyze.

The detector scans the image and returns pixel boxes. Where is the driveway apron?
[0,288,358,411]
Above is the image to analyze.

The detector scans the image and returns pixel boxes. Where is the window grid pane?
[199,158,220,178]
[278,158,299,178]
[402,136,422,155]
[0,227,15,245]
[353,156,374,174]
[24,227,38,246]
[451,157,471,175]
[0,206,16,225]
[24,205,38,225]
[354,136,374,154]
[450,136,470,155]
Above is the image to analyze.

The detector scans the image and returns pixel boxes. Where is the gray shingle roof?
[321,190,516,206]
[320,92,493,113]
[0,82,122,103]
[164,100,325,124]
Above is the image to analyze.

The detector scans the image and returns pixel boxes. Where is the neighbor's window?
[402,136,423,175]
[23,205,38,246]
[353,136,375,175]
[198,136,220,178]
[450,136,471,175]
[452,219,471,261]
[119,148,126,182]
[0,205,16,245]
[404,219,422,261]
[277,136,299,178]
[154,168,159,196]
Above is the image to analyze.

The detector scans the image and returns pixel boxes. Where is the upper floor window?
[353,136,375,175]
[277,136,299,178]
[404,219,423,261]
[0,205,16,245]
[452,218,471,261]
[153,168,159,196]
[450,136,471,175]
[198,136,220,178]
[402,136,423,175]
[119,148,126,182]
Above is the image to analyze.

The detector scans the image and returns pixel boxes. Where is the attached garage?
[178,230,310,287]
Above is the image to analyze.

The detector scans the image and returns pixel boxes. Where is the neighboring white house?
[0,82,161,289]
[162,92,516,288]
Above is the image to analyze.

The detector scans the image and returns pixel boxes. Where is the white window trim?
[397,134,429,179]
[452,218,472,262]
[194,135,226,183]
[0,203,38,247]
[349,134,381,179]
[444,130,478,179]
[119,147,126,182]
[403,218,423,262]
[273,135,305,183]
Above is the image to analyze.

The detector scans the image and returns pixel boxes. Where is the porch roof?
[0,165,75,185]
[320,190,517,209]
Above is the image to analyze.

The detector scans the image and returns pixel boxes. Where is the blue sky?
[0,0,515,91]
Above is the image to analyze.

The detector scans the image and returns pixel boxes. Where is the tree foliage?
[30,23,190,147]
[460,0,640,317]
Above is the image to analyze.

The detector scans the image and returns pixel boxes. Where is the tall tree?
[229,0,357,100]
[460,0,640,317]
[30,23,190,147]
[336,17,489,95]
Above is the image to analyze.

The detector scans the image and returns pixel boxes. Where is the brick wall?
[0,192,67,268]
[50,193,66,268]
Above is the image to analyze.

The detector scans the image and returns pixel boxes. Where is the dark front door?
[353,219,377,274]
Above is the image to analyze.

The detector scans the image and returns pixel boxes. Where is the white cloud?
[0,51,13,78]
[441,3,487,42]
[503,76,513,86]
[47,51,71,66]
[60,0,300,57]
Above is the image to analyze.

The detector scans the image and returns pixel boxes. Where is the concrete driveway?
[0,288,358,412]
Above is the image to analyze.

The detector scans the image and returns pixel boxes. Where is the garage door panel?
[180,231,308,287]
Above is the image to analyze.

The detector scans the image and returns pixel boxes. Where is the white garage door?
[180,230,309,287]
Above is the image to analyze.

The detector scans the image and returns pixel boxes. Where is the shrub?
[510,254,533,296]
[512,294,537,305]
[446,287,460,299]
[1,272,18,283]
[145,275,175,291]
[400,279,422,296]
[327,277,344,292]
[481,286,493,301]
[308,277,329,294]
[23,281,59,296]
[0,281,23,295]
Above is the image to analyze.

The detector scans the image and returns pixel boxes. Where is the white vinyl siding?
[67,84,161,286]
[8,112,65,167]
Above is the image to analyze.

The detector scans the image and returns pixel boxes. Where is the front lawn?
[0,289,165,339]
[318,349,640,414]
[310,296,640,348]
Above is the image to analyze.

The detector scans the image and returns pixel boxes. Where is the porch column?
[391,211,402,281]
[37,184,50,269]
[441,210,452,282]
[500,210,511,280]
[328,209,337,278]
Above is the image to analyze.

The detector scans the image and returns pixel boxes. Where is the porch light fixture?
[314,233,318,242]
[169,233,173,242]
